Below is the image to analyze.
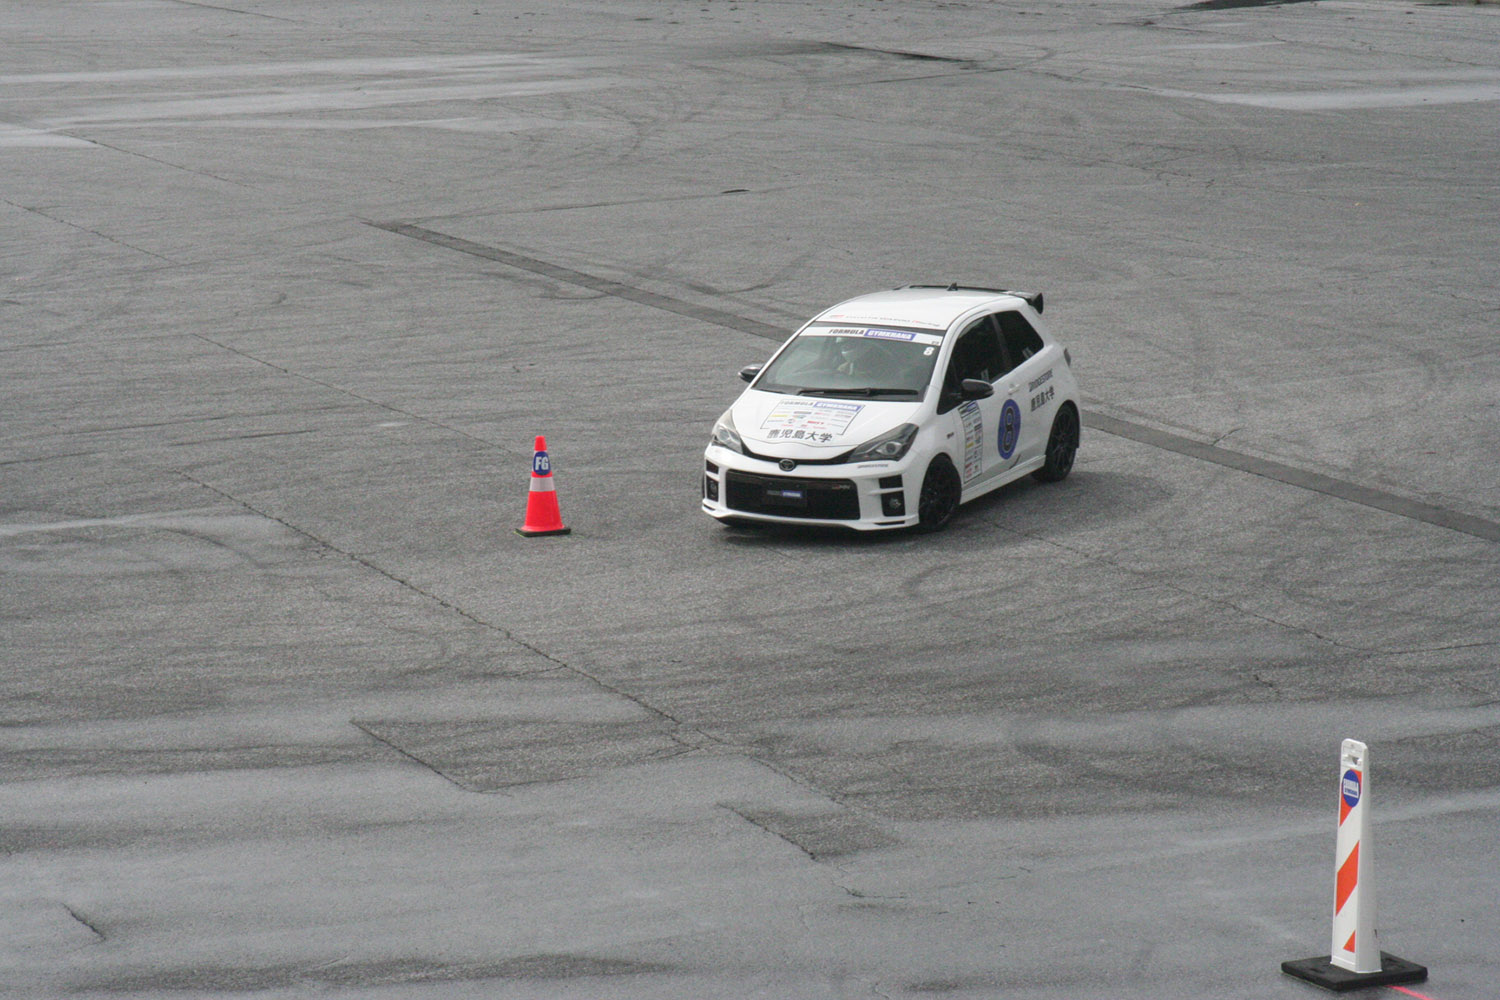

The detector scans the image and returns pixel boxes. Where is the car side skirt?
[958,455,1046,505]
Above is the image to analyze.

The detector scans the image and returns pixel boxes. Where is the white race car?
[703,284,1081,531]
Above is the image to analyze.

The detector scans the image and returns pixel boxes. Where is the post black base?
[1281,952,1427,993]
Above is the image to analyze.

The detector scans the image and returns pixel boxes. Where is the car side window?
[997,311,1045,366]
[938,318,1006,413]
[946,317,1006,385]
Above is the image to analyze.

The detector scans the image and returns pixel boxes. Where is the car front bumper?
[701,445,917,531]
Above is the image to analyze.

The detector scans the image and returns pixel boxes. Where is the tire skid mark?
[371,221,1500,544]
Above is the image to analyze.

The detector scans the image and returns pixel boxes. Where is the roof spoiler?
[900,283,1044,314]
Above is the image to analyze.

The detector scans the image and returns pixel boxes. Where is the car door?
[995,309,1056,466]
[937,315,1010,487]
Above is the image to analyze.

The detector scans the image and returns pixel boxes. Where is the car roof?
[812,285,1037,331]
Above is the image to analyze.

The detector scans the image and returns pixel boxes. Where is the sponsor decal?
[998,399,1021,460]
[863,328,918,342]
[760,398,863,439]
[1342,769,1361,808]
[1028,368,1053,392]
[960,399,983,482]
[803,325,944,346]
[532,450,551,475]
[1030,385,1055,412]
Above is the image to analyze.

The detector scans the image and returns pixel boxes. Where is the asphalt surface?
[2,1,1498,998]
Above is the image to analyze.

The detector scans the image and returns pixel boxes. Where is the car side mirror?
[739,364,763,383]
[960,378,994,400]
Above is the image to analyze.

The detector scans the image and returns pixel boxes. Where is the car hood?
[731,390,919,456]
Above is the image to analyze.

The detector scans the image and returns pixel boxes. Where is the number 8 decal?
[998,399,1021,460]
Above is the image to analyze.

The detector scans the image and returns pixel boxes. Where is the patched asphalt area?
[3,1,1498,997]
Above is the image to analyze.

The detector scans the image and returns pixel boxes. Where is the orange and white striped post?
[1282,740,1426,992]
[1331,740,1378,973]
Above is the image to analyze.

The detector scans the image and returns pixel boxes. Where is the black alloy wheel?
[1033,404,1080,482]
[916,456,961,532]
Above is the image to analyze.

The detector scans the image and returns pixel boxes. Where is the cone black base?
[1281,952,1427,992]
[516,526,571,537]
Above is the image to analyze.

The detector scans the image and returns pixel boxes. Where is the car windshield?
[754,325,943,399]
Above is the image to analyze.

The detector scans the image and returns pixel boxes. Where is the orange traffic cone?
[517,435,570,536]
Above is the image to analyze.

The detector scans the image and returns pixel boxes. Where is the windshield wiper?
[798,387,919,397]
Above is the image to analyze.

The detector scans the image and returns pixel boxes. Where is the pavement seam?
[718,804,825,865]
[0,194,176,262]
[348,720,479,792]
[174,471,737,772]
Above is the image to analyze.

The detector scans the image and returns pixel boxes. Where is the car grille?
[742,443,853,465]
[724,471,860,520]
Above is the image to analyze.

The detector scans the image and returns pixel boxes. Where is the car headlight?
[847,423,917,463]
[710,411,744,454]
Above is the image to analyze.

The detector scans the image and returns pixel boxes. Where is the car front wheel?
[1033,404,1079,482]
[915,455,961,532]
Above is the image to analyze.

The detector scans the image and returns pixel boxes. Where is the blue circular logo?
[533,451,551,476]
[998,399,1021,460]
[1341,769,1361,808]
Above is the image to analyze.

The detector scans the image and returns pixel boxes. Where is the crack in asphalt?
[63,904,106,942]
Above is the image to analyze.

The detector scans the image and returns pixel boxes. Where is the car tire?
[915,455,962,532]
[1033,404,1080,482]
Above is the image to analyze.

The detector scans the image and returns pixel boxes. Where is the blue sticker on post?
[998,399,1021,460]
[1341,768,1361,808]
[533,449,551,476]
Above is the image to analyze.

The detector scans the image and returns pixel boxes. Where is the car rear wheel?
[1033,404,1079,482]
[916,455,961,532]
